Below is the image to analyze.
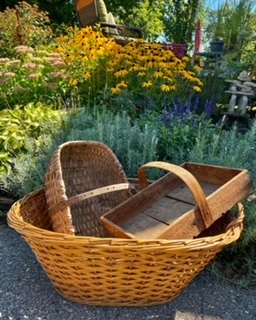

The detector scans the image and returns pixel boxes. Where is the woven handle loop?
[48,183,130,216]
[138,161,214,229]
[225,202,244,231]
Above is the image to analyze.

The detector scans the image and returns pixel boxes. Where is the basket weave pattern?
[44,141,132,236]
[8,187,244,306]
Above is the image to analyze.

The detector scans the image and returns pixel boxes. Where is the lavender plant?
[155,96,216,164]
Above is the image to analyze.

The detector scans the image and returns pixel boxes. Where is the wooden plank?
[168,182,220,204]
[122,213,168,239]
[143,197,194,225]
[183,162,242,184]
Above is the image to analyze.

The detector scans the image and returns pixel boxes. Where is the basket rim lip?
[7,189,244,249]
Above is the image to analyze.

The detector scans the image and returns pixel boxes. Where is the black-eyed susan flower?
[114,69,128,78]
[161,84,172,92]
[143,80,153,88]
[154,71,164,79]
[111,86,121,94]
[193,86,202,92]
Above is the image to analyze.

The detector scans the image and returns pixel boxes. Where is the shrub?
[0,46,82,109]
[0,1,54,58]
[1,106,159,197]
[142,96,216,164]
[0,102,65,175]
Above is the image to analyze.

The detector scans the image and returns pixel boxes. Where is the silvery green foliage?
[189,120,256,185]
[2,107,159,197]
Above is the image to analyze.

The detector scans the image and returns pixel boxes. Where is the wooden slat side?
[101,219,136,239]
[183,163,244,184]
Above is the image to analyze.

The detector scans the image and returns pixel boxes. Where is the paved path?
[1,224,256,320]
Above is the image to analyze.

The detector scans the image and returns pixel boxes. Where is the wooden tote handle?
[48,183,130,216]
[138,161,214,229]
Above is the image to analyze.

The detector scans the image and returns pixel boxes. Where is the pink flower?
[15,46,34,53]
[49,72,65,78]
[3,72,16,77]
[43,82,58,89]
[13,87,29,93]
[28,73,41,78]
[53,59,65,66]
[22,63,38,69]
[0,58,10,64]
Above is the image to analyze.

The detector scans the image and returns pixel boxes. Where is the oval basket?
[7,188,244,307]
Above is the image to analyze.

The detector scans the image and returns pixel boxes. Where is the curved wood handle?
[48,183,131,216]
[138,161,214,229]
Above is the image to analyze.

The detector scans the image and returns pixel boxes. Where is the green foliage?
[105,0,159,21]
[189,121,256,182]
[0,1,54,58]
[188,121,256,287]
[212,200,256,288]
[0,0,76,27]
[0,102,65,175]
[147,102,216,164]
[122,0,165,42]
[205,0,256,54]
[1,107,159,197]
[163,0,202,43]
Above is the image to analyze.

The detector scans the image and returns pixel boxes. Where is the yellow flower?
[154,71,164,79]
[194,65,202,72]
[138,71,146,77]
[111,86,121,94]
[114,69,128,78]
[83,72,91,79]
[181,56,190,63]
[193,86,202,92]
[161,84,172,92]
[142,81,153,88]
[117,81,128,89]
[69,79,78,86]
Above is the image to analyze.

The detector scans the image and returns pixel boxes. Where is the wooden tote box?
[101,161,251,240]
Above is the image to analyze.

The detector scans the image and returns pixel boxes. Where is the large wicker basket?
[8,188,244,306]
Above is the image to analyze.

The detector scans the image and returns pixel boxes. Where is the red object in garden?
[171,43,188,58]
[194,19,202,54]
[163,43,188,58]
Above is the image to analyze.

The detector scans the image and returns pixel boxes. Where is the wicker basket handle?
[138,161,214,229]
[48,183,130,216]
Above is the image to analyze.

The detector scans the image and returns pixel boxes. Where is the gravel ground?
[1,223,256,320]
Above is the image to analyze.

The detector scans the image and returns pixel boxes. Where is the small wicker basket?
[8,188,244,306]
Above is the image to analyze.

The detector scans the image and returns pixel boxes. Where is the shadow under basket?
[8,188,244,307]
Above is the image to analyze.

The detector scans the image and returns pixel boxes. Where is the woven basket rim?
[7,188,244,250]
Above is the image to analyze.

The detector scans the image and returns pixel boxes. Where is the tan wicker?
[44,141,133,236]
[8,188,244,306]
